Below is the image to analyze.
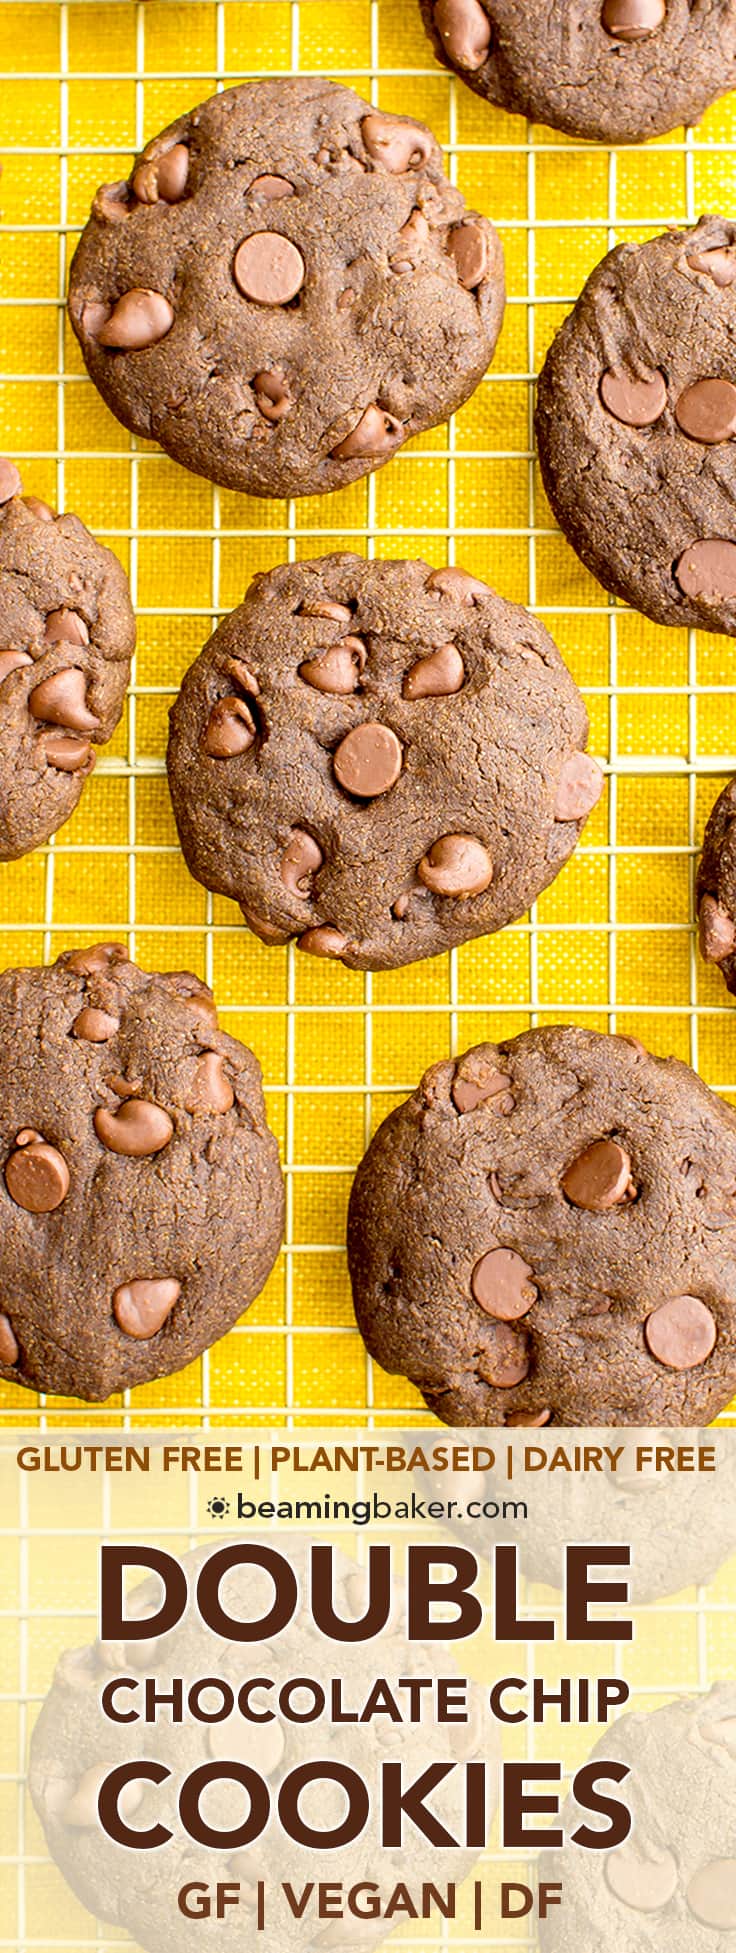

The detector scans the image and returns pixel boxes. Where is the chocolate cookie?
[419,0,736,145]
[166,554,600,973]
[0,460,134,861]
[347,1025,736,1426]
[67,78,504,500]
[536,218,736,636]
[0,945,283,1400]
[539,1687,736,1949]
[696,777,736,993]
[30,1538,491,1952]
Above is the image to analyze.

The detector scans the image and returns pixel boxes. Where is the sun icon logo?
[207,1495,230,1519]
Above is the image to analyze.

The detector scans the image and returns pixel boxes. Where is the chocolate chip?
[644,1294,717,1370]
[599,367,667,427]
[0,649,33,686]
[43,734,95,774]
[23,495,55,521]
[601,0,665,36]
[675,538,736,602]
[29,669,99,734]
[403,643,464,698]
[66,942,128,974]
[605,1840,678,1913]
[476,1323,530,1387]
[233,232,305,305]
[249,173,295,200]
[45,608,90,647]
[113,1277,181,1339]
[554,752,604,821]
[299,636,367,694]
[132,142,189,204]
[561,1138,635,1211]
[331,405,403,460]
[5,1135,70,1213]
[72,1007,120,1042]
[433,0,491,69]
[448,221,490,290]
[391,209,430,270]
[426,565,489,602]
[204,696,257,757]
[0,1313,19,1365]
[62,1763,143,1829]
[299,598,354,625]
[699,893,736,963]
[675,377,736,444]
[80,300,112,337]
[333,723,403,798]
[94,1100,174,1157]
[392,893,410,919]
[506,1408,552,1426]
[96,289,175,349]
[417,834,493,897]
[471,1247,537,1320]
[686,1859,736,1930]
[297,925,349,958]
[280,829,323,896]
[243,908,292,946]
[208,1715,284,1775]
[0,459,22,504]
[361,114,434,173]
[253,368,291,422]
[452,1065,513,1112]
[186,1051,234,1114]
[687,247,736,288]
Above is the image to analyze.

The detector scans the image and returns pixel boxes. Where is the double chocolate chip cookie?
[696,777,736,993]
[0,945,283,1400]
[30,1538,490,1952]
[167,554,601,973]
[0,460,134,860]
[536,217,736,636]
[347,1025,736,1426]
[540,1687,736,1948]
[67,78,504,500]
[420,0,736,146]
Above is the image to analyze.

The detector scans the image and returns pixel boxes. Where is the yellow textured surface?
[1,0,736,1428]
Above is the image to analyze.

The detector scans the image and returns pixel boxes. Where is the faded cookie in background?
[167,554,601,973]
[536,217,736,636]
[696,776,736,993]
[67,78,504,500]
[30,1538,492,1952]
[0,945,283,1400]
[0,461,134,861]
[347,1026,736,1426]
[423,1429,736,1604]
[539,1686,736,1949]
[420,0,736,145]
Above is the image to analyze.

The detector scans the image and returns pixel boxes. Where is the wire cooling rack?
[2,0,736,1429]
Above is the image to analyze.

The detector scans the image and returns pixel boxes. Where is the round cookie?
[539,1686,736,1950]
[67,77,504,500]
[0,462,135,861]
[166,553,601,973]
[0,945,283,1400]
[419,0,736,146]
[29,1538,492,1952]
[696,776,736,993]
[347,1025,736,1426]
[536,217,736,637]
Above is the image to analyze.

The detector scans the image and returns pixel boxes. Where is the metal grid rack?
[2,0,736,1430]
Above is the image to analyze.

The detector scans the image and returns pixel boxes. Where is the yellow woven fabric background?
[2,0,736,1427]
